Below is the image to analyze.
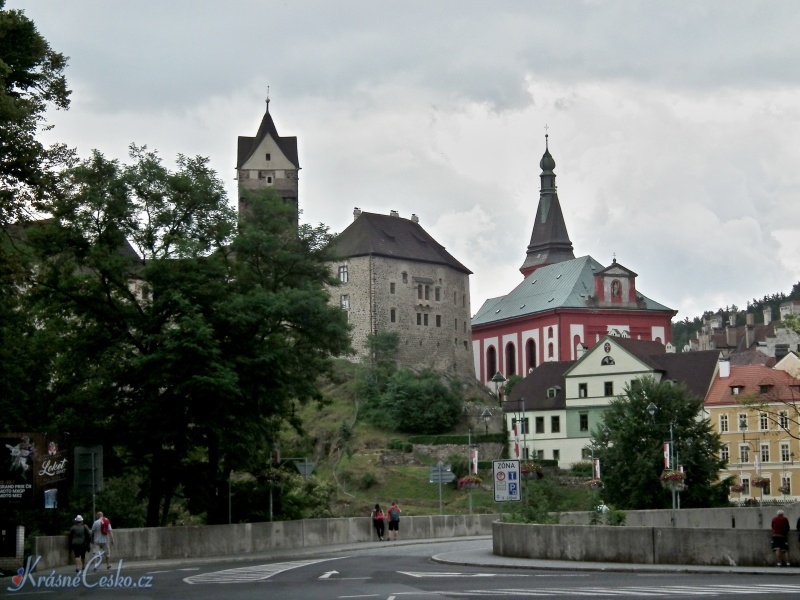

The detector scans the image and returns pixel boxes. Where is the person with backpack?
[370,504,385,541]
[68,515,92,573]
[91,511,115,571]
[387,500,402,540]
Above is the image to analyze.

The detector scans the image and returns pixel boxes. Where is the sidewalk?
[17,536,800,578]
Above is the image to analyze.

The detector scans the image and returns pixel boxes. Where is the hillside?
[279,360,598,518]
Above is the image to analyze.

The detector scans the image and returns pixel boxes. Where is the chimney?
[411,213,419,223]
[390,210,399,217]
[764,307,772,325]
[719,359,730,378]
[775,343,790,362]
[746,312,754,326]
[726,324,736,348]
[353,207,362,220]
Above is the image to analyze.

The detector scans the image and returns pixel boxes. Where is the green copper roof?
[471,255,673,327]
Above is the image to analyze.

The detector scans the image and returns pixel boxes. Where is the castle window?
[417,313,422,325]
[390,308,396,323]
[454,318,458,331]
[423,314,429,326]
[267,176,273,184]
[462,294,465,308]
[266,153,271,161]
[436,315,441,327]
[424,285,430,300]
[418,285,423,300]
[390,282,396,294]
[435,287,440,301]
[340,295,350,310]
[338,265,348,283]
[454,292,457,304]
[402,272,408,283]
[259,170,268,180]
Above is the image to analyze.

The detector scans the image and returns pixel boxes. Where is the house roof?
[472,255,674,327]
[330,211,472,274]
[236,102,299,169]
[506,360,574,412]
[705,365,800,407]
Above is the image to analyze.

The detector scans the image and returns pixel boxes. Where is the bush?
[373,369,463,434]
[570,461,593,476]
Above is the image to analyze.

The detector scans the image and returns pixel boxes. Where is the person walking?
[68,515,92,573]
[370,504,385,541]
[90,511,115,571]
[771,509,790,566]
[387,500,402,541]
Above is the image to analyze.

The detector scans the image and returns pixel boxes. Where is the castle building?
[471,137,677,385]
[329,209,475,377]
[236,98,300,216]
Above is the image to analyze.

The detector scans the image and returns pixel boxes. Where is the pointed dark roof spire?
[236,95,299,169]
[519,135,575,277]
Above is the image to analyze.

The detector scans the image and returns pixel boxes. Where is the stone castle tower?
[236,98,299,217]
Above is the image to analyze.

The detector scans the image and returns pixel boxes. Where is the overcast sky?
[14,0,800,323]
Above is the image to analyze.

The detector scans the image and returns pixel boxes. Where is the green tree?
[593,377,727,510]
[27,149,351,525]
[0,0,72,225]
[375,369,463,434]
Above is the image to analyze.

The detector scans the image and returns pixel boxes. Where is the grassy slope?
[280,360,598,518]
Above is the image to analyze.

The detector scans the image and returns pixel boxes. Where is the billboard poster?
[1,432,69,507]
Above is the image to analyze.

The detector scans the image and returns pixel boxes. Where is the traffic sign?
[493,460,521,502]
[429,463,455,484]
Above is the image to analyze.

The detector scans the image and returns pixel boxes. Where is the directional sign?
[429,463,455,484]
[493,459,521,502]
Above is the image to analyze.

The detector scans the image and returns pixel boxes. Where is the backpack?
[389,507,399,522]
[100,517,110,535]
[375,510,383,520]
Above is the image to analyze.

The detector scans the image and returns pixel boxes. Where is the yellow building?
[706,362,800,503]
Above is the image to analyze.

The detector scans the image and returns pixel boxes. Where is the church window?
[547,343,554,358]
[338,265,348,283]
[486,347,497,380]
[436,315,441,327]
[505,342,516,376]
[548,327,553,338]
[340,295,350,310]
[526,339,536,371]
[390,308,396,323]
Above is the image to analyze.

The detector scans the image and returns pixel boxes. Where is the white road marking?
[184,557,343,584]
[320,570,339,579]
[398,571,531,578]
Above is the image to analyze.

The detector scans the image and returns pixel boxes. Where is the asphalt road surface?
[5,539,800,598]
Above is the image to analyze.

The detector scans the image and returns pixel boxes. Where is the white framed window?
[721,444,729,462]
[759,412,769,431]
[760,443,770,463]
[738,414,748,432]
[779,411,789,430]
[338,265,348,283]
[739,444,750,463]
[340,295,350,310]
[781,442,791,463]
[719,414,729,433]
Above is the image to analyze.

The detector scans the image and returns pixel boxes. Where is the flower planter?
[462,483,479,490]
[661,481,686,492]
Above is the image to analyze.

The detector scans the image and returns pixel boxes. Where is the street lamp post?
[491,371,506,407]
[647,401,678,527]
[480,408,492,435]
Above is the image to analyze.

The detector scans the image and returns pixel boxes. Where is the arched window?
[548,326,554,339]
[548,342,554,359]
[526,339,536,371]
[505,342,517,377]
[486,346,497,381]
[573,334,582,358]
[417,284,423,299]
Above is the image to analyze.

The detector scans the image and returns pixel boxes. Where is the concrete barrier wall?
[32,513,497,571]
[558,506,797,530]
[493,522,800,566]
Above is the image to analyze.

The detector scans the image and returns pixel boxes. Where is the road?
[5,539,800,598]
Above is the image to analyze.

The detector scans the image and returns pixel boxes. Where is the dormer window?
[759,385,772,394]
[731,386,742,395]
[546,385,561,399]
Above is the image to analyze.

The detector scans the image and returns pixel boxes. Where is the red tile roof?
[705,365,800,407]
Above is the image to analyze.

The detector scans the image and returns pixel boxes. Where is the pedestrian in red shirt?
[771,509,790,566]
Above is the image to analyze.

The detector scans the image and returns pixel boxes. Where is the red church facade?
[471,138,676,385]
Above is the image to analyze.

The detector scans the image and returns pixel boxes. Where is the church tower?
[519,135,575,277]
[236,97,300,217]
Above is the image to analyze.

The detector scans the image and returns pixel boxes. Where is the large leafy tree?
[0,1,72,430]
[593,377,728,510]
[0,0,72,224]
[28,148,351,525]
